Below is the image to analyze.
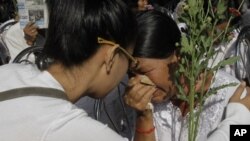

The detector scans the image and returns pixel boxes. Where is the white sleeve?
[43,111,129,141]
[3,22,29,61]
[207,103,250,141]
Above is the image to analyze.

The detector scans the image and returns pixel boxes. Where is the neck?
[47,62,101,103]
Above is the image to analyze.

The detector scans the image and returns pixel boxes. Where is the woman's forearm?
[134,109,156,141]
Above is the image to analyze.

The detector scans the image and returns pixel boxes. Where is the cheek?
[115,58,129,84]
[149,70,173,90]
[148,70,176,100]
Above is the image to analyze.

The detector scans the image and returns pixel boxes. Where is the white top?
[207,103,250,141]
[153,70,250,141]
[0,63,128,141]
[2,21,30,62]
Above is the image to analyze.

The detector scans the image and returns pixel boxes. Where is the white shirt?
[2,21,30,62]
[0,63,128,141]
[207,103,250,141]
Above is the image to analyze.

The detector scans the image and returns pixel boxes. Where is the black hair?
[152,0,181,12]
[0,0,17,23]
[43,0,137,67]
[133,10,181,58]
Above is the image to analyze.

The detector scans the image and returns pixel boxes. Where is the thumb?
[229,81,246,103]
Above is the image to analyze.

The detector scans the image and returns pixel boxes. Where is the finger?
[30,31,38,36]
[132,87,156,111]
[134,85,155,102]
[124,86,156,110]
[125,83,144,100]
[128,77,140,87]
[28,25,38,31]
[240,92,250,110]
[127,82,144,92]
[229,81,246,102]
[27,33,37,38]
[26,40,34,46]
[140,87,157,107]
[26,22,34,27]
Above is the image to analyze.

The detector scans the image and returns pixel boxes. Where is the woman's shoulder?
[0,63,62,92]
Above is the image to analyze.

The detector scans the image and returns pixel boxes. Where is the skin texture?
[137,0,149,11]
[23,22,38,46]
[230,81,250,110]
[129,53,179,104]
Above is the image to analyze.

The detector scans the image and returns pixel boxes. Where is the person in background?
[124,10,250,141]
[0,0,43,62]
[0,0,156,141]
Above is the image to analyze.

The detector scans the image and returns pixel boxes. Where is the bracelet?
[136,126,155,134]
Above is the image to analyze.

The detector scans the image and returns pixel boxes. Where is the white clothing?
[0,63,128,141]
[153,70,250,141]
[2,21,30,62]
[208,29,250,81]
[207,103,250,141]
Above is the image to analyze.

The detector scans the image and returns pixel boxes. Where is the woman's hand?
[229,81,250,110]
[124,76,156,112]
[125,76,156,141]
[23,22,38,46]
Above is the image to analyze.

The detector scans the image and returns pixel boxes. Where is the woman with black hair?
[0,0,156,141]
[124,10,250,141]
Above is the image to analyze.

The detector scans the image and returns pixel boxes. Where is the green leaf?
[181,35,192,54]
[177,94,189,102]
[204,82,238,100]
[216,0,227,15]
[212,56,239,71]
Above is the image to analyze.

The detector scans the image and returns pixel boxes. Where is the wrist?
[136,109,154,132]
[137,108,153,118]
[136,126,155,135]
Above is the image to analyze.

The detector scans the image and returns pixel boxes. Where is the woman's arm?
[124,76,156,141]
[134,109,155,141]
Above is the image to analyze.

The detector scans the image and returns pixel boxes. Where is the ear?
[104,45,118,74]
